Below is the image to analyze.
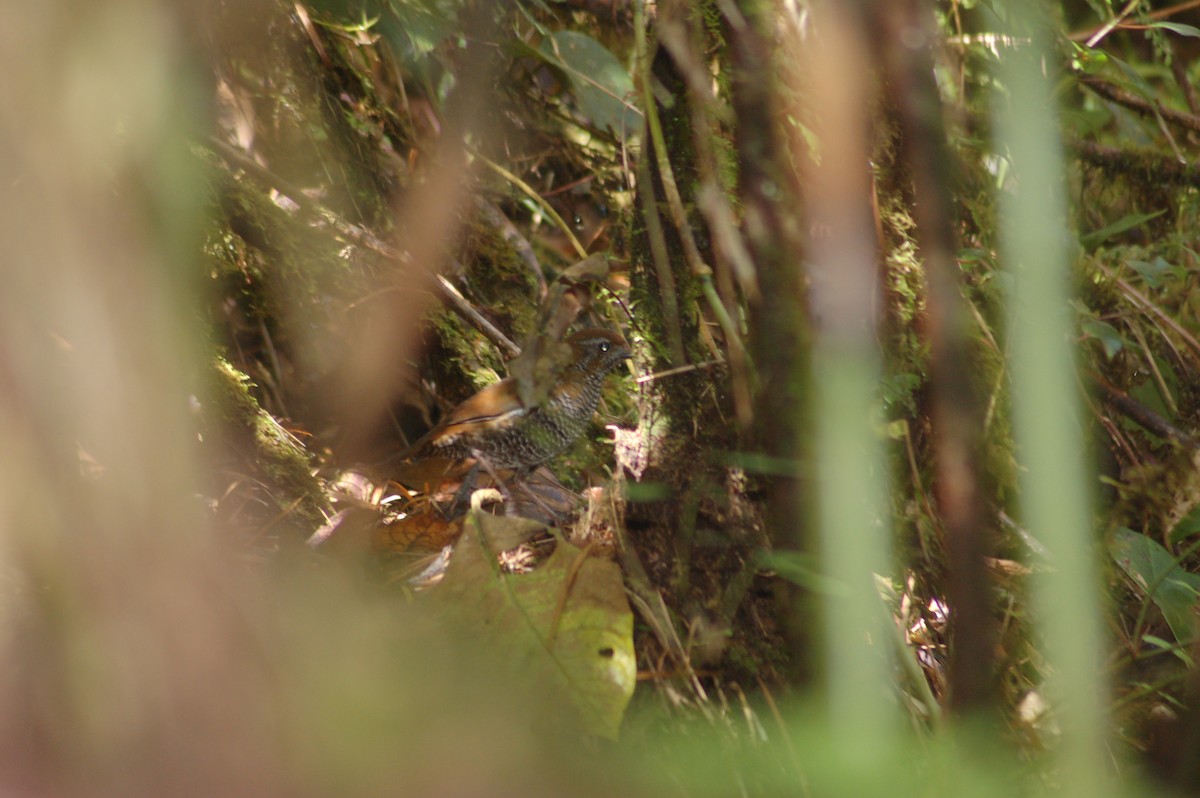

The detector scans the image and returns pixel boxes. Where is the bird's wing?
[399,377,528,458]
[398,378,525,461]
[435,377,526,429]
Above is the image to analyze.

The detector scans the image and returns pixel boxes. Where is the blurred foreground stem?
[996,10,1112,795]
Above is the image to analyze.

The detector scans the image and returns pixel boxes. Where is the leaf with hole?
[435,514,636,739]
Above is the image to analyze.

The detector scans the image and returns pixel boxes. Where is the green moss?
[1111,447,1200,541]
[878,202,929,418]
[460,211,541,342]
[209,358,329,530]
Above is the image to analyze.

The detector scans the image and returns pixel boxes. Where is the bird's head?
[565,328,632,377]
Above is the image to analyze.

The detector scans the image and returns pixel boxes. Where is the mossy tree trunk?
[624,7,790,684]
[728,2,815,683]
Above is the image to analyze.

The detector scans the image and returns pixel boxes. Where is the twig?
[630,5,685,366]
[610,484,709,702]
[1172,47,1200,115]
[544,175,594,197]
[258,318,289,416]
[754,674,811,792]
[657,5,757,427]
[473,150,588,260]
[1127,320,1178,415]
[432,277,521,358]
[636,359,724,384]
[1082,0,1142,47]
[293,3,331,65]
[658,11,760,299]
[1097,262,1200,364]
[635,151,685,364]
[1090,372,1197,447]
[1068,0,1200,42]
[901,420,939,559]
[634,0,749,374]
[636,8,707,279]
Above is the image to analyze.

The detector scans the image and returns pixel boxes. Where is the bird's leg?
[453,459,565,523]
[446,455,516,517]
[465,453,564,522]
[470,450,515,506]
[446,460,482,517]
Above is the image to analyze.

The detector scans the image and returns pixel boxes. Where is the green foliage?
[1112,527,1200,649]
[208,358,330,528]
[48,0,1200,790]
[537,31,637,135]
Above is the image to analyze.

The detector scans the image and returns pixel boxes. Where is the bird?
[400,328,632,477]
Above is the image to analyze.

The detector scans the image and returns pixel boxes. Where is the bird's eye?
[599,341,610,352]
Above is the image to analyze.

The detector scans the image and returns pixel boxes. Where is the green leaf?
[1080,319,1125,359]
[1111,527,1200,644]
[1143,633,1195,666]
[1169,504,1200,543]
[1079,209,1166,249]
[1062,106,1114,137]
[1105,52,1160,100]
[1127,257,1173,288]
[378,0,458,65]
[1071,45,1110,74]
[540,31,637,134]
[717,450,803,477]
[957,248,991,268]
[435,513,636,739]
[756,551,849,596]
[1129,378,1172,423]
[624,481,672,501]
[1148,21,1200,39]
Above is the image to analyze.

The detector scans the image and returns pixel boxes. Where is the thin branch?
[1090,373,1197,447]
[1083,0,1141,48]
[1078,75,1200,135]
[1097,262,1200,365]
[1069,139,1200,188]
[1068,0,1200,42]
[634,0,749,373]
[659,3,756,428]
[878,0,996,711]
[473,150,588,261]
[636,359,725,384]
[635,151,685,364]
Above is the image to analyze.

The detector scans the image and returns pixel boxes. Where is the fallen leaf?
[434,512,636,739]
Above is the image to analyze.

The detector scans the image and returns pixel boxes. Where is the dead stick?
[1090,373,1197,447]
[1079,76,1200,135]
